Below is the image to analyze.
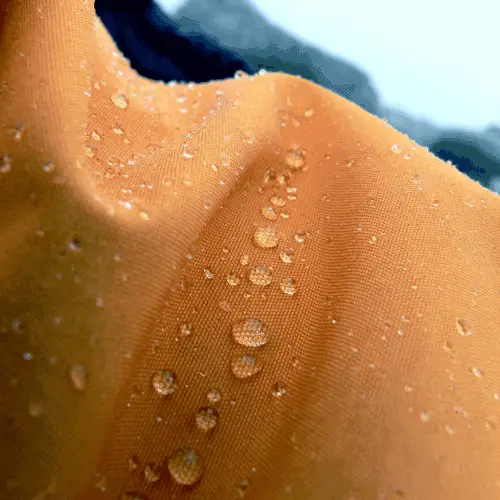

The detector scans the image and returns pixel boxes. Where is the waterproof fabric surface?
[1,2,499,499]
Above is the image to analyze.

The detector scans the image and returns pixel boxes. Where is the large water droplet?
[69,364,87,391]
[254,227,279,248]
[279,249,294,264]
[231,355,262,379]
[249,266,272,286]
[144,464,161,482]
[195,407,219,431]
[152,370,177,395]
[285,149,305,170]
[261,206,278,220]
[168,448,203,486]
[111,91,129,109]
[207,388,221,404]
[456,318,472,337]
[280,277,297,296]
[232,318,269,347]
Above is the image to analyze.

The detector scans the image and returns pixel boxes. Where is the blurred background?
[96,0,500,192]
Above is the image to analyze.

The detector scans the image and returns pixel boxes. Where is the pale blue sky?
[157,0,499,130]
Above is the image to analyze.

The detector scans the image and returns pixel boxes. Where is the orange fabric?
[1,2,500,499]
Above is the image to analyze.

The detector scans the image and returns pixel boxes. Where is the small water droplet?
[28,401,43,418]
[0,154,12,173]
[127,455,139,472]
[285,149,305,170]
[280,277,297,296]
[152,370,177,395]
[11,121,25,142]
[304,108,314,118]
[254,227,279,248]
[91,131,101,141]
[292,357,301,368]
[294,230,306,243]
[168,448,203,486]
[113,126,124,134]
[219,300,232,312]
[43,161,55,173]
[232,318,269,347]
[431,200,440,208]
[270,195,286,207]
[240,254,250,266]
[369,235,377,244]
[144,464,161,483]
[280,249,294,264]
[180,322,192,336]
[231,354,262,379]
[420,411,431,423]
[261,206,278,220]
[271,382,287,397]
[249,266,272,286]
[469,367,483,378]
[207,388,222,404]
[456,318,472,337]
[139,211,150,221]
[69,364,87,391]
[111,91,129,109]
[195,407,219,431]
[391,144,402,154]
[204,268,215,280]
[403,151,414,160]
[444,424,455,435]
[227,273,241,286]
[120,492,147,500]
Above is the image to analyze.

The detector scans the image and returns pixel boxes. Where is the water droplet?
[91,131,101,141]
[280,249,294,264]
[195,407,219,431]
[28,401,43,418]
[469,367,483,378]
[227,273,241,286]
[232,318,269,347]
[94,474,107,492]
[271,382,287,397]
[403,151,414,160]
[69,364,87,391]
[11,121,25,142]
[280,211,290,219]
[139,211,150,221]
[444,424,455,435]
[0,154,12,173]
[240,254,250,266]
[369,235,377,244]
[113,126,124,134]
[168,448,203,486]
[285,149,305,170]
[420,411,431,423]
[120,492,147,500]
[456,318,472,337]
[261,206,278,221]
[231,354,262,379]
[431,200,440,208]
[237,478,250,497]
[127,455,139,472]
[204,268,215,280]
[391,144,402,154]
[254,227,279,248]
[304,108,314,117]
[144,464,161,483]
[294,230,306,243]
[249,266,272,286]
[292,357,301,368]
[270,195,286,207]
[152,370,177,395]
[180,323,192,336]
[111,91,129,109]
[207,388,221,404]
[280,277,297,296]
[219,300,232,312]
[43,161,55,173]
